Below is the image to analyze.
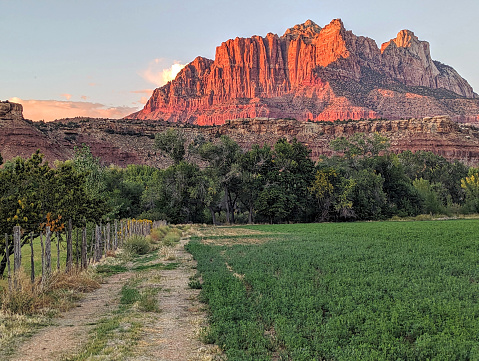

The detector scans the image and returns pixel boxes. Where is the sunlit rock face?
[129,20,474,124]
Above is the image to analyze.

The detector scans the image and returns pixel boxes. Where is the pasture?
[187,220,479,360]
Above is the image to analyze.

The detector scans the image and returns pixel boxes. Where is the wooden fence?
[3,219,167,291]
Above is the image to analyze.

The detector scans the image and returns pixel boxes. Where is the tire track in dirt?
[128,237,222,361]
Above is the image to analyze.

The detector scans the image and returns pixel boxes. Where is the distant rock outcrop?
[0,101,24,120]
[127,19,479,124]
[0,101,66,161]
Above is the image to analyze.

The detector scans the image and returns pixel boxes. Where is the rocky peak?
[381,29,417,52]
[127,19,478,124]
[282,19,322,40]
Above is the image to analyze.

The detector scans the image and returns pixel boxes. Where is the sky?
[1,0,478,121]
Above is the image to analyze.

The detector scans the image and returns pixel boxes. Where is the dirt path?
[128,237,221,361]
[9,271,133,361]
[9,235,221,361]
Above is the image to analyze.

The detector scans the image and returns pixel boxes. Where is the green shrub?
[162,232,181,246]
[124,236,151,255]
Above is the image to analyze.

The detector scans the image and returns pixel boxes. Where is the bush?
[162,232,181,246]
[124,236,151,255]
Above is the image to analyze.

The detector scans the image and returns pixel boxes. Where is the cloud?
[80,95,88,101]
[140,59,186,87]
[9,97,138,122]
[61,93,72,100]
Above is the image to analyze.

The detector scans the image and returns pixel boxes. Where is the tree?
[190,168,222,225]
[0,151,109,277]
[72,144,106,199]
[398,151,467,205]
[330,133,390,160]
[155,128,186,165]
[309,168,339,221]
[365,155,423,217]
[413,178,444,214]
[260,138,315,222]
[349,169,387,220]
[461,169,479,212]
[238,144,274,223]
[196,136,242,223]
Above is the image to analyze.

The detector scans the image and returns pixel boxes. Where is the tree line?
[2,129,479,240]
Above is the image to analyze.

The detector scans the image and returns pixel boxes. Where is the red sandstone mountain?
[127,19,479,125]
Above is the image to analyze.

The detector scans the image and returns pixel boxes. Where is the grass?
[62,313,142,361]
[187,220,479,361]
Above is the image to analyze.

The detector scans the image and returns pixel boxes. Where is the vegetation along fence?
[3,219,166,291]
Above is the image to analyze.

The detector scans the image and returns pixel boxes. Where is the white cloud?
[9,97,139,122]
[140,59,186,87]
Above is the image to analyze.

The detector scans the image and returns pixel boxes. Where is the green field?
[186,220,479,360]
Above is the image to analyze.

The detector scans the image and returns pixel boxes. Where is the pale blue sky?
[1,0,477,120]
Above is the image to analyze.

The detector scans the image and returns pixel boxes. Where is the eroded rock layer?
[127,19,479,124]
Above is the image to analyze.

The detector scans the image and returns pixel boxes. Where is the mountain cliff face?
[127,19,479,124]
[3,102,479,166]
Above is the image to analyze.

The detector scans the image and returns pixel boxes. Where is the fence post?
[102,225,107,255]
[45,227,51,280]
[13,226,21,289]
[106,223,111,252]
[75,228,80,268]
[114,220,118,250]
[5,233,11,291]
[95,224,101,262]
[56,232,61,271]
[40,232,45,283]
[30,232,34,284]
[66,219,73,273]
[81,227,87,270]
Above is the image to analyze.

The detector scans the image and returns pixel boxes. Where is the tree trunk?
[248,204,253,224]
[209,206,217,226]
[224,186,231,224]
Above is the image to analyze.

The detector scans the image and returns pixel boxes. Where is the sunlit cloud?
[9,97,138,122]
[61,93,72,100]
[140,59,186,87]
[80,95,88,101]
[88,82,97,87]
